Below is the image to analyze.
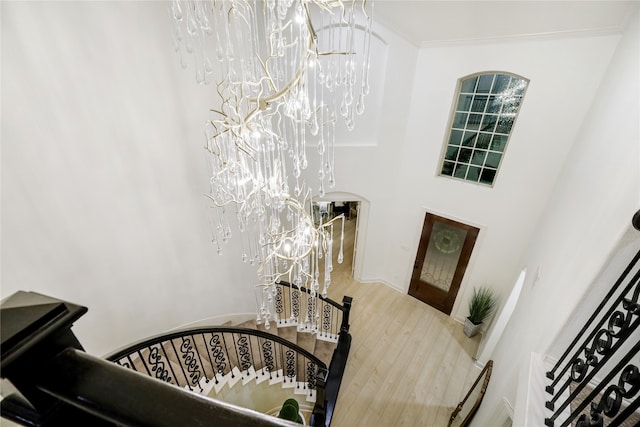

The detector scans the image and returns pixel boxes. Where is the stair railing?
[1,291,301,427]
[274,281,351,340]
[273,281,353,427]
[105,326,328,424]
[544,248,640,427]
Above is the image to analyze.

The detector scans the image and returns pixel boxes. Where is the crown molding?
[418,26,624,48]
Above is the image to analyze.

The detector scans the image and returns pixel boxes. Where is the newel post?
[340,296,353,333]
[311,367,329,427]
[1,291,93,424]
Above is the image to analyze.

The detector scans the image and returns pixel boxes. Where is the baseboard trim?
[171,313,256,330]
[357,277,405,293]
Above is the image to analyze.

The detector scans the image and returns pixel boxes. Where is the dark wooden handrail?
[104,326,325,369]
[39,348,300,427]
[277,281,345,311]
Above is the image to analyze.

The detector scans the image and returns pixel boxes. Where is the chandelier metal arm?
[249,23,315,109]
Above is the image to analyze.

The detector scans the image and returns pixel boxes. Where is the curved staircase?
[204,316,336,424]
[104,282,353,427]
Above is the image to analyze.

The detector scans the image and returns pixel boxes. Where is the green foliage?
[283,398,299,412]
[277,399,302,424]
[468,287,497,325]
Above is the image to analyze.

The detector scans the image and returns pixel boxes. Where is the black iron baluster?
[277,339,284,380]
[247,334,256,375]
[179,336,203,391]
[231,333,242,376]
[295,352,301,391]
[212,333,229,381]
[237,335,251,379]
[262,339,275,378]
[322,302,331,338]
[307,359,316,392]
[547,249,640,381]
[201,333,214,366]
[608,383,640,427]
[292,287,300,322]
[191,334,209,386]
[307,295,316,329]
[547,306,638,412]
[548,268,640,395]
[137,349,152,376]
[546,310,640,423]
[545,264,640,426]
[169,339,191,390]
[552,340,640,427]
[275,285,284,324]
[148,345,173,384]
[163,342,181,386]
[199,333,215,384]
[221,333,235,380]
[256,336,265,380]
[122,355,134,371]
[285,349,296,385]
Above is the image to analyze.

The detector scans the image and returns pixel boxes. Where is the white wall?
[472,9,640,426]
[372,32,619,322]
[1,1,259,356]
[303,19,420,284]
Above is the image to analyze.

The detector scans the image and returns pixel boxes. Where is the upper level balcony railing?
[544,248,640,427]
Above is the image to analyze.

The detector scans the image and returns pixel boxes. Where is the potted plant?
[464,287,497,337]
[277,398,304,424]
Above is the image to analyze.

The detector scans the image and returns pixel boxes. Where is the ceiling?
[373,1,638,46]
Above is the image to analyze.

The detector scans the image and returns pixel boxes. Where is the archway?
[314,192,370,282]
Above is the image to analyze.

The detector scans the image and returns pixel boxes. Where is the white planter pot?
[464,317,482,337]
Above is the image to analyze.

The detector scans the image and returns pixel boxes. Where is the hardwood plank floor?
[325,215,482,426]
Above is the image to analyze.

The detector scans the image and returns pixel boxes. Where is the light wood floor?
[325,215,482,426]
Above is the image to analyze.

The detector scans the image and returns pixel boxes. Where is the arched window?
[439,72,528,186]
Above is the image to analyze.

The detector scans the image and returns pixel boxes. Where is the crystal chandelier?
[170,0,373,328]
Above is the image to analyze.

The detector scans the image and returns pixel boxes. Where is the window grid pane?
[440,73,527,186]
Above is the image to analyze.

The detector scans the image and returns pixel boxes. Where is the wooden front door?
[408,213,479,315]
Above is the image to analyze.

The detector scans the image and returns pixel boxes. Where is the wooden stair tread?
[277,325,297,346]
[312,339,335,368]
[257,321,278,337]
[234,319,258,329]
[295,331,316,355]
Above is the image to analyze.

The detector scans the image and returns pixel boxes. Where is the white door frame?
[316,191,369,282]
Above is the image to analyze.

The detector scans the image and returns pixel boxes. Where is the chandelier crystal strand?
[172,0,372,325]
